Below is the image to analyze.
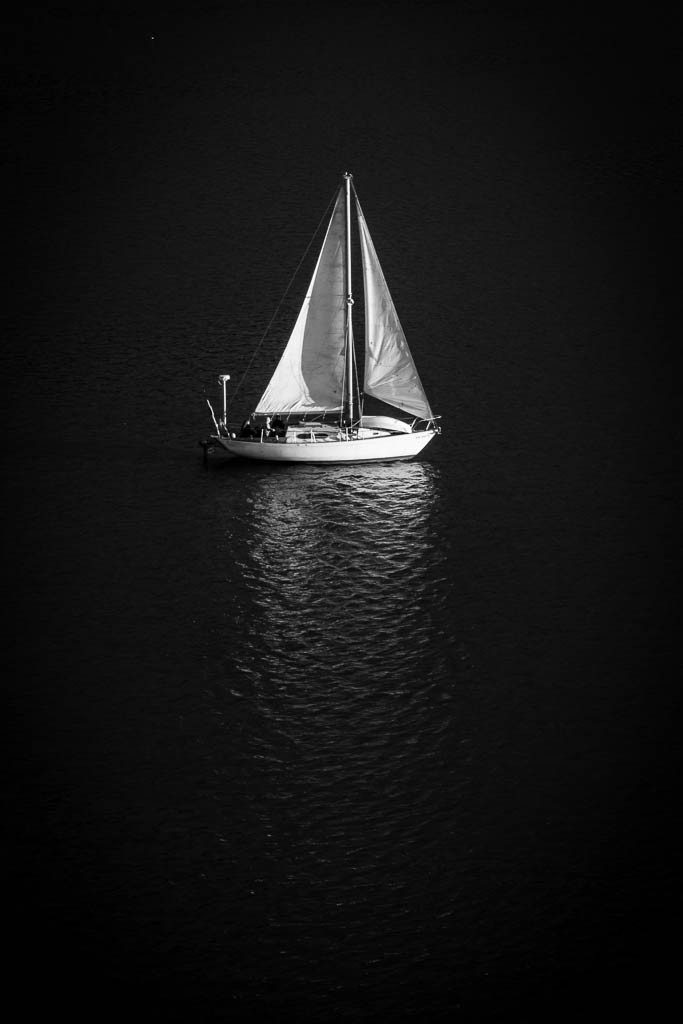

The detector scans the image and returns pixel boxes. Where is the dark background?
[3,3,680,1020]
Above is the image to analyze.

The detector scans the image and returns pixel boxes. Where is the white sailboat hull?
[216,429,436,464]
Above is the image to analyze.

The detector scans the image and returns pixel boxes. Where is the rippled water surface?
[5,6,678,1021]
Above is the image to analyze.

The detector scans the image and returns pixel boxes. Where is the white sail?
[256,188,347,414]
[357,200,434,420]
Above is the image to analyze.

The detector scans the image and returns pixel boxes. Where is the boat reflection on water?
[240,460,442,690]
[206,460,472,1014]
[228,458,457,799]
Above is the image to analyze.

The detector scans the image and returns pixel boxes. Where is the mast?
[344,171,354,425]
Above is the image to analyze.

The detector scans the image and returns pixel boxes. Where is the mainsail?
[256,187,347,414]
[357,200,434,420]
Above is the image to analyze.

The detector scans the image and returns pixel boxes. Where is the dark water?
[4,6,679,1020]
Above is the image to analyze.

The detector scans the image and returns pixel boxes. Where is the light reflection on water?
[229,460,447,690]
[203,461,471,1015]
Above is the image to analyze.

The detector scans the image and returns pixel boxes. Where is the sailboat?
[205,173,440,463]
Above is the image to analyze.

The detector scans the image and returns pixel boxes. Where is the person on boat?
[240,414,256,438]
[270,415,285,437]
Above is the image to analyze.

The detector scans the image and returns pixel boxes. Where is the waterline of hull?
[217,430,436,463]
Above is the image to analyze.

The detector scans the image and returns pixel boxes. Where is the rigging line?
[230,186,339,409]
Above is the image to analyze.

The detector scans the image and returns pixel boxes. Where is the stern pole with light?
[218,374,230,430]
